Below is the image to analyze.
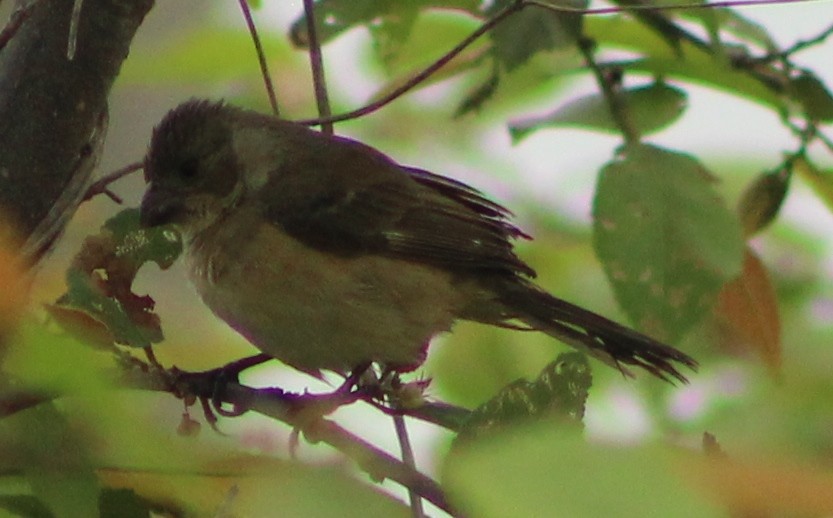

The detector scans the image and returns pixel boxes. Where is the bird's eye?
[179,158,199,180]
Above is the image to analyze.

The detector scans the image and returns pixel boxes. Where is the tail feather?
[496,279,698,383]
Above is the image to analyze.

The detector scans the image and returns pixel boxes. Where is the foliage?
[2,0,833,516]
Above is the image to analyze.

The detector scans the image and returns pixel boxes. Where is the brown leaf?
[716,249,781,374]
[681,452,833,516]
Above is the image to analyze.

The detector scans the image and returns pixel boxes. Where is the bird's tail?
[495,279,698,383]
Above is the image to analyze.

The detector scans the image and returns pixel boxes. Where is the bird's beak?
[140,187,184,228]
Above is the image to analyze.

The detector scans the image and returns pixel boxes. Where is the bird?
[139,99,697,383]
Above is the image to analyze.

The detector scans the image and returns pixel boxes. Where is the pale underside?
[186,205,477,374]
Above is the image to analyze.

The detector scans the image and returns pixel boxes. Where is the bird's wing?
[258,131,535,277]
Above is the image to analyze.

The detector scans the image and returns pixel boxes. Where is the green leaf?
[584,16,785,110]
[455,65,500,117]
[0,495,52,518]
[444,429,720,518]
[737,166,791,237]
[510,82,688,141]
[488,0,586,71]
[0,404,100,518]
[592,144,744,341]
[456,353,591,442]
[687,8,776,51]
[790,72,833,122]
[102,209,182,270]
[58,269,162,348]
[53,208,182,348]
[99,488,155,518]
[289,0,480,53]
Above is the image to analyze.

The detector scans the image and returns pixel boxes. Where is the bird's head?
[140,100,243,240]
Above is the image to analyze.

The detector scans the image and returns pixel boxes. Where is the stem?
[296,0,526,127]
[394,414,425,518]
[302,0,333,134]
[578,38,639,145]
[238,0,280,116]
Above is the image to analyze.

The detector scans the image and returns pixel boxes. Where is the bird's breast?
[185,208,466,372]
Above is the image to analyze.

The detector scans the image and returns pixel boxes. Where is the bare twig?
[578,38,638,144]
[296,0,526,127]
[393,414,425,518]
[238,0,280,116]
[148,366,454,514]
[302,0,333,134]
[82,161,142,203]
[528,0,822,15]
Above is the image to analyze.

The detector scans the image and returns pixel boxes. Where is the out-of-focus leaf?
[737,165,791,237]
[510,82,687,141]
[290,0,479,59]
[455,65,500,117]
[4,320,113,396]
[444,429,720,518]
[456,353,591,442]
[790,72,833,122]
[716,250,781,374]
[690,8,776,50]
[794,156,833,214]
[119,29,287,85]
[102,456,410,517]
[488,0,586,71]
[51,208,182,348]
[0,495,52,518]
[99,488,157,518]
[368,13,488,102]
[0,404,100,518]
[681,451,833,515]
[0,232,26,357]
[592,144,745,341]
[611,0,695,53]
[585,16,786,110]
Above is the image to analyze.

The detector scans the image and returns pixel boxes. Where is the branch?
[118,362,456,514]
[295,0,525,127]
[0,0,154,264]
[237,0,280,117]
[302,0,333,134]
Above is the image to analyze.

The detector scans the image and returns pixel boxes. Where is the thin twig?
[528,0,821,15]
[115,360,456,512]
[302,0,333,134]
[296,0,526,127]
[82,161,142,203]
[393,414,425,518]
[578,38,638,144]
[238,0,280,116]
[768,21,833,61]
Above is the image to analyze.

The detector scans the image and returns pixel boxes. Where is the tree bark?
[0,0,154,263]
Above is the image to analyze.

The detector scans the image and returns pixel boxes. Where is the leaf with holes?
[592,144,744,341]
[455,353,591,443]
[50,208,182,348]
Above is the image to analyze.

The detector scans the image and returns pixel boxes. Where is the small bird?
[139,100,697,383]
